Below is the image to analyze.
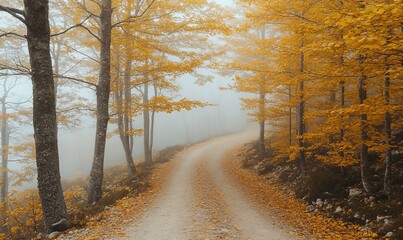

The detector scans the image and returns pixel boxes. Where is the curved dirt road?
[125,130,294,240]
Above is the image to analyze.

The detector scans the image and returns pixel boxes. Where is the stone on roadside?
[385,232,394,238]
[349,188,364,198]
[36,233,47,240]
[315,198,324,207]
[305,205,315,212]
[376,215,392,222]
[335,206,343,213]
[48,231,60,240]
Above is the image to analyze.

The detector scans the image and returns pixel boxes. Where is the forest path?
[124,130,294,240]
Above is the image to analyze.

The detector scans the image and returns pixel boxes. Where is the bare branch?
[0,31,25,39]
[112,0,156,28]
[0,5,26,24]
[79,24,101,42]
[55,74,98,89]
[50,15,91,37]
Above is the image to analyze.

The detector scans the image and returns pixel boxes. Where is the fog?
[58,72,250,180]
[5,0,250,188]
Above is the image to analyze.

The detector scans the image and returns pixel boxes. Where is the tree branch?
[55,74,98,89]
[0,5,26,24]
[112,0,156,28]
[50,15,91,37]
[0,31,25,39]
[79,24,101,42]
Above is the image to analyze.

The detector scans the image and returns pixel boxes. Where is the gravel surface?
[124,130,294,240]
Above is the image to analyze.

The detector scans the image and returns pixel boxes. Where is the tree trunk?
[339,80,345,158]
[288,85,292,147]
[258,91,265,159]
[384,67,392,198]
[143,81,151,166]
[0,98,9,234]
[297,42,306,177]
[24,0,70,232]
[258,27,266,160]
[122,59,136,176]
[87,0,112,204]
[358,57,372,193]
[149,86,158,162]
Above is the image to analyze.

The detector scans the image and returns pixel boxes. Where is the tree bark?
[288,85,292,147]
[143,81,151,166]
[358,57,372,193]
[87,0,112,204]
[339,55,345,158]
[384,67,392,197]
[121,59,136,176]
[258,27,266,160]
[149,86,158,162]
[258,92,265,159]
[339,80,345,158]
[0,97,9,234]
[297,42,306,177]
[23,0,70,232]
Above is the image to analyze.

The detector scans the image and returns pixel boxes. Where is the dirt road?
[125,130,294,240]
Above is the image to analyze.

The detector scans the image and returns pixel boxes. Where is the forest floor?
[57,130,384,239]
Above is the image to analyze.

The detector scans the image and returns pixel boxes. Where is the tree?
[68,0,157,203]
[108,0,231,167]
[0,0,70,232]
[236,0,402,196]
[86,0,113,204]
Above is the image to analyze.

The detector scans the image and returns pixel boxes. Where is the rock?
[382,219,395,232]
[305,205,315,212]
[315,198,324,207]
[385,232,395,238]
[48,232,60,240]
[324,204,333,211]
[104,206,111,210]
[36,233,47,240]
[335,206,343,213]
[349,188,364,198]
[220,228,230,233]
[360,226,371,233]
[354,213,361,219]
[376,215,392,222]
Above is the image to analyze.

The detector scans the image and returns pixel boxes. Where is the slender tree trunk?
[384,67,392,198]
[0,98,9,234]
[358,57,372,193]
[258,27,266,160]
[123,59,136,176]
[339,55,346,158]
[143,81,151,166]
[258,91,265,159]
[339,81,345,158]
[149,86,158,162]
[88,0,112,204]
[288,85,292,147]
[24,0,70,232]
[329,90,336,143]
[297,42,306,177]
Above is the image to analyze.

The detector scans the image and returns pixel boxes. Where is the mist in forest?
[6,0,244,187]
[57,73,249,180]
